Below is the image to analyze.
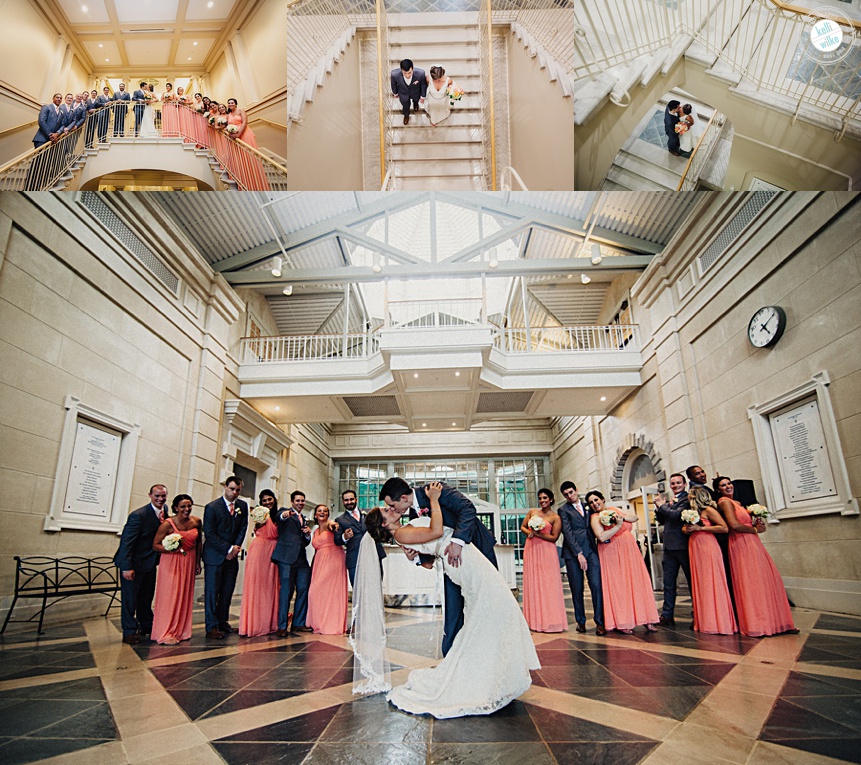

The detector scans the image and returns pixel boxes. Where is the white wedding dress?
[140,100,157,138]
[385,519,540,718]
[424,78,452,126]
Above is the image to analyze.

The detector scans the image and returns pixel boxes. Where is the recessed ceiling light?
[105,58,109,62]
[82,4,88,11]
[98,43,103,48]
[454,371,460,377]
[600,396,607,402]
[274,406,280,411]
[413,373,419,378]
[187,57,192,61]
[422,423,427,427]
[207,1,213,7]
[193,41,199,46]
[452,422,456,427]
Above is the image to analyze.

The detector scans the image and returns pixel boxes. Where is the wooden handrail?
[676,109,718,191]
[249,117,289,130]
[765,0,861,31]
[0,119,37,139]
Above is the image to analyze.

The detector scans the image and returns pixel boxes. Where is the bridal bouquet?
[207,114,216,125]
[163,533,186,555]
[216,116,228,128]
[447,84,464,106]
[527,516,547,533]
[681,508,701,526]
[194,103,205,113]
[225,124,239,136]
[250,505,269,526]
[598,509,617,527]
[747,504,770,521]
[674,122,689,135]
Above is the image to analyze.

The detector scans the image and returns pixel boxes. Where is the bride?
[140,84,159,138]
[352,482,539,719]
[424,65,453,127]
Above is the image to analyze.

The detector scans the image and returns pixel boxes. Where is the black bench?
[1,556,120,635]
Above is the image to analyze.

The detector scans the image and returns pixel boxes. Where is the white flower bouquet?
[207,114,216,125]
[527,516,547,533]
[163,533,186,555]
[747,504,769,521]
[598,509,617,527]
[250,505,269,526]
[216,116,228,128]
[681,508,701,525]
[225,124,239,136]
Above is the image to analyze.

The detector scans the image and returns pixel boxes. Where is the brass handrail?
[676,109,719,191]
[766,0,861,30]
[248,117,289,130]
[0,120,37,139]
[376,0,386,189]
[484,0,497,191]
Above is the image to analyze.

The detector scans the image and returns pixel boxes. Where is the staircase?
[385,12,485,190]
[600,90,728,191]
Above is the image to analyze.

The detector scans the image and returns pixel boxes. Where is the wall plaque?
[63,421,122,517]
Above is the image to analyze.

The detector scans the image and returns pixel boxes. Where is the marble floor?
[1,586,860,765]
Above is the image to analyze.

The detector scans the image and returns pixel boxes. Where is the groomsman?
[653,473,691,626]
[559,481,605,635]
[113,83,130,136]
[84,90,99,148]
[334,488,384,586]
[202,476,248,639]
[96,86,112,142]
[114,484,169,644]
[32,93,63,149]
[132,82,148,136]
[271,490,313,637]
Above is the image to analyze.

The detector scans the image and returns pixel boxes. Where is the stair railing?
[375,0,392,188]
[499,165,529,190]
[478,0,497,190]
[676,110,721,191]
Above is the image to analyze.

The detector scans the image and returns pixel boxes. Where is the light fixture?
[580,273,591,284]
[600,396,607,402]
[82,4,88,11]
[187,57,192,61]
[274,405,280,411]
[422,423,427,427]
[207,1,213,6]
[282,285,293,296]
[372,252,382,273]
[488,258,498,269]
[98,43,103,48]
[271,257,282,277]
[105,58,109,62]
[454,371,460,377]
[413,373,419,378]
[193,41,199,46]
[590,242,603,265]
[452,422,456,427]
[567,273,574,279]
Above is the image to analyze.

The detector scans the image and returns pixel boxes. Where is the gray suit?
[112,90,130,136]
[560,500,604,627]
[654,491,691,619]
[391,67,427,119]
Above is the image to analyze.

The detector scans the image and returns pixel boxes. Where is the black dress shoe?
[404,116,410,125]
[276,628,290,637]
[122,634,141,645]
[659,615,675,626]
[595,624,606,636]
[206,629,225,639]
[575,623,586,633]
[293,625,313,633]
[219,624,236,633]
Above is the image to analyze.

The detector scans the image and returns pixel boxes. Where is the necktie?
[229,502,234,516]
[576,503,584,517]
[352,510,359,521]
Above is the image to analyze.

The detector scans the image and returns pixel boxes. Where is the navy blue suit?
[114,503,163,636]
[32,103,63,148]
[334,510,384,586]
[202,496,248,632]
[112,90,130,136]
[132,89,148,135]
[655,491,691,620]
[411,483,497,656]
[560,500,604,628]
[270,506,311,630]
[96,95,112,141]
[664,105,680,153]
[391,67,427,119]
[84,98,99,147]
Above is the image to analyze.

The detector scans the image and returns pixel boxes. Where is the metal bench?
[1,555,120,634]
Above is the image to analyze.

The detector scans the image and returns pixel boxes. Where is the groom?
[379,477,497,656]
[132,82,148,136]
[664,99,682,156]
[391,59,426,126]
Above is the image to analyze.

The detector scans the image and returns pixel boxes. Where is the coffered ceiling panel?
[185,0,238,21]
[114,0,180,24]
[58,0,111,24]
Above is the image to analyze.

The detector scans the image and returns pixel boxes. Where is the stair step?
[606,164,674,192]
[393,125,482,144]
[389,28,479,44]
[391,142,483,161]
[387,11,479,26]
[391,111,483,128]
[393,158,483,177]
[613,144,684,189]
[398,174,484,191]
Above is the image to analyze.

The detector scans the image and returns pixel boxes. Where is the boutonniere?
[235,509,242,516]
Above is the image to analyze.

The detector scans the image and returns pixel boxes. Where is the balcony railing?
[494,324,641,353]
[241,333,380,363]
[387,298,486,328]
[0,103,288,191]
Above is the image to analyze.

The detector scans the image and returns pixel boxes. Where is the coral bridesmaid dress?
[225,112,269,190]
[689,519,737,635]
[151,519,198,644]
[306,527,348,635]
[239,517,280,637]
[522,531,568,633]
[726,500,795,637]
[598,519,659,630]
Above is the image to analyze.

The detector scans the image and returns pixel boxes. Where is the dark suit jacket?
[113,91,130,111]
[391,68,427,100]
[270,507,311,567]
[664,106,680,137]
[412,484,496,560]
[114,504,162,573]
[132,89,148,106]
[559,501,599,561]
[334,510,385,572]
[202,497,248,565]
[654,491,691,551]
[33,103,63,147]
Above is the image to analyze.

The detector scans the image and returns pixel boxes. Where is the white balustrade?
[387,298,486,328]
[493,324,641,353]
[241,333,379,363]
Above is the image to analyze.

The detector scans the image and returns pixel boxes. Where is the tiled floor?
[1,585,860,765]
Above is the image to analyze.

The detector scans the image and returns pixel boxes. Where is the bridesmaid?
[225,97,269,190]
[588,491,658,634]
[714,477,797,637]
[239,489,281,637]
[683,486,737,635]
[161,82,178,137]
[306,504,348,635]
[520,488,568,632]
[151,494,201,645]
[225,98,257,146]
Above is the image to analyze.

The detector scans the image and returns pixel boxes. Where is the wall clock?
[748,306,787,348]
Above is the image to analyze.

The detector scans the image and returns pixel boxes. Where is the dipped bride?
[352,481,539,718]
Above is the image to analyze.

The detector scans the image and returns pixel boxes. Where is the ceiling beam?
[222,256,655,287]
[333,228,424,265]
[441,219,530,263]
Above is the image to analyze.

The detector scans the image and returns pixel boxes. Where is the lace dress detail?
[385,518,540,718]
